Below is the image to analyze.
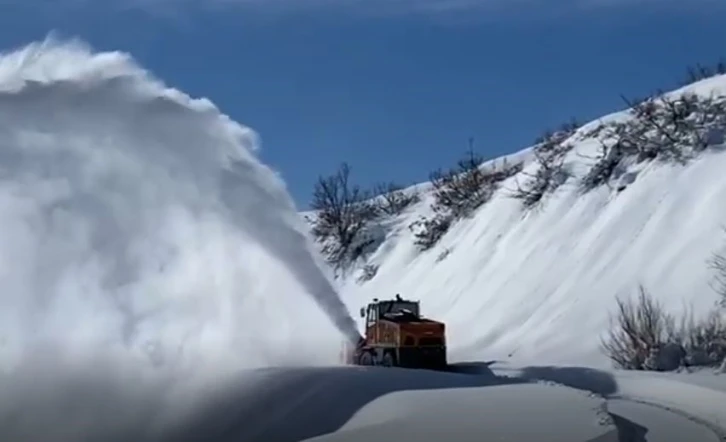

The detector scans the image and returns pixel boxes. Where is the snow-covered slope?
[338,74,726,368]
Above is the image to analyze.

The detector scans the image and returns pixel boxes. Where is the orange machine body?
[345,295,447,369]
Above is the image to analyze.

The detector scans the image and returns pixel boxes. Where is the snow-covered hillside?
[333,73,726,368]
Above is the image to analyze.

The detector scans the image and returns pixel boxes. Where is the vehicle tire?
[381,352,396,367]
[358,351,373,366]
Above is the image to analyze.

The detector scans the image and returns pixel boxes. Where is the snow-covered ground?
[0,37,724,442]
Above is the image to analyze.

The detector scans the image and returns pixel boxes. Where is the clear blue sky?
[0,1,724,208]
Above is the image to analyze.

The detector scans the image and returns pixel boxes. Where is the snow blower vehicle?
[342,294,447,370]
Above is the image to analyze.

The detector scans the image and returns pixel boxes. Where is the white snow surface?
[1,36,726,442]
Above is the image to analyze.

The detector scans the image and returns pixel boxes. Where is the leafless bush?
[429,148,523,218]
[558,118,582,138]
[579,136,628,192]
[624,92,726,161]
[602,285,726,371]
[428,148,494,219]
[509,130,573,209]
[674,309,726,366]
[411,143,522,251]
[409,211,454,251]
[580,91,726,192]
[682,59,726,86]
[356,264,379,284]
[373,182,420,216]
[601,285,674,370]
[310,162,379,268]
[534,120,581,149]
[708,234,726,308]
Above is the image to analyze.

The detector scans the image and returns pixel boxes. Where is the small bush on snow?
[309,162,379,270]
[509,128,576,209]
[409,211,454,251]
[601,285,675,370]
[602,285,726,371]
[373,182,420,216]
[622,92,726,162]
[581,91,726,191]
[428,147,497,219]
[410,142,522,251]
[356,263,379,283]
[675,309,726,367]
[579,137,628,192]
[708,240,726,308]
[681,59,726,86]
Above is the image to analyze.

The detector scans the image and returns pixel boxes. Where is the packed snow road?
[162,362,726,442]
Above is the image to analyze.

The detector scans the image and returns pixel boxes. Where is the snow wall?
[0,37,358,441]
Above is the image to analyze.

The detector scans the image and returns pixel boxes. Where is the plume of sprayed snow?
[0,37,359,441]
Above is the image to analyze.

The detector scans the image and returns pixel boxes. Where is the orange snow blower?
[342,294,447,370]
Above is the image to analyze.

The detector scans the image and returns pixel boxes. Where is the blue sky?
[0,1,724,208]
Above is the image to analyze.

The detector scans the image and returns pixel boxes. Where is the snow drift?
[338,73,726,368]
[0,37,358,441]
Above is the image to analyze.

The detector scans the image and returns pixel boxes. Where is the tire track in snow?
[521,374,726,442]
[608,394,726,442]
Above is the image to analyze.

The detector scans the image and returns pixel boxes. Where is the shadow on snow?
[166,361,657,442]
[165,363,528,442]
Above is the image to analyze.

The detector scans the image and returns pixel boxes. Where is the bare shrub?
[579,60,726,192]
[430,144,523,218]
[411,142,522,251]
[622,92,726,162]
[581,90,726,192]
[682,59,726,85]
[601,285,674,370]
[373,182,420,216]
[535,121,580,150]
[677,310,726,366]
[602,285,726,371]
[579,136,627,192]
[557,118,581,139]
[709,236,726,308]
[428,147,493,219]
[356,264,379,284]
[409,211,454,251]
[309,162,379,268]
[704,231,726,365]
[509,129,574,209]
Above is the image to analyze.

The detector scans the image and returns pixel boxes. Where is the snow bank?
[340,73,726,368]
[0,37,357,441]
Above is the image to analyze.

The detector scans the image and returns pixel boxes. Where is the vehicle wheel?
[381,352,396,367]
[358,352,373,366]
